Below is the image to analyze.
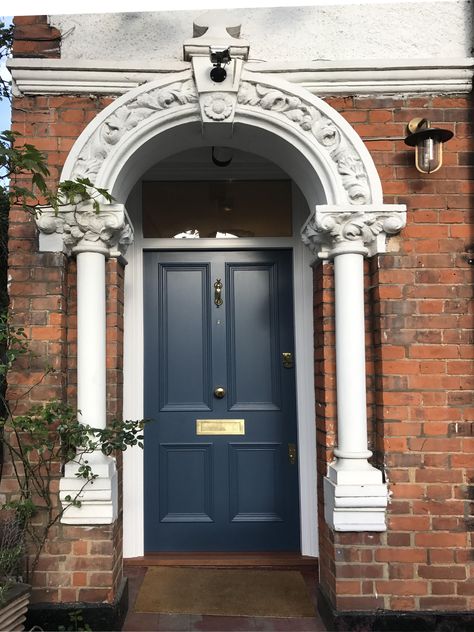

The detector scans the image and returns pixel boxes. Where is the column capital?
[301,203,406,259]
[36,202,134,259]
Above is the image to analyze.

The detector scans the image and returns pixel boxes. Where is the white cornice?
[9,57,474,97]
[255,59,474,95]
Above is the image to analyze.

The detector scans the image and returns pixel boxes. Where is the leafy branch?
[1,130,114,217]
[0,320,146,580]
[1,22,113,219]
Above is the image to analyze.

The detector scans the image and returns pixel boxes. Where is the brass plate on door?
[196,419,245,435]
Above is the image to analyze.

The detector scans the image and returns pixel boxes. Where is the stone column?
[36,202,133,524]
[302,204,406,531]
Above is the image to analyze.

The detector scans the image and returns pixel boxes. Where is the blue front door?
[144,250,300,551]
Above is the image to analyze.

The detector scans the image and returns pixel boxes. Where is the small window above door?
[142,180,292,239]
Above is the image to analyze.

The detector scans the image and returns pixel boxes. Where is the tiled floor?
[122,566,328,631]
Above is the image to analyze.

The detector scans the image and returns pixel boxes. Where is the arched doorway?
[123,146,317,556]
[36,68,404,557]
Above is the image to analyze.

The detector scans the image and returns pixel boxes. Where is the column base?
[324,460,388,531]
[59,455,118,524]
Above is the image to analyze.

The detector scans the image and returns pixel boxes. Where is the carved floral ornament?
[301,205,407,258]
[36,76,387,257]
[72,80,198,182]
[67,76,372,206]
[36,203,134,258]
[237,82,371,205]
[203,92,234,121]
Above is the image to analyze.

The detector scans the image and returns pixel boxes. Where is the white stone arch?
[59,69,383,208]
[38,66,406,552]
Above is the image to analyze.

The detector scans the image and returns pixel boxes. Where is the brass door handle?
[214,386,226,399]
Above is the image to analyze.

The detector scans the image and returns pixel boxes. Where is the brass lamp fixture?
[404,117,453,174]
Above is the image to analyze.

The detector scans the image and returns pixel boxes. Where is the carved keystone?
[184,12,249,132]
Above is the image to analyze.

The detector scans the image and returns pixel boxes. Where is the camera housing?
[210,47,231,66]
[210,47,231,83]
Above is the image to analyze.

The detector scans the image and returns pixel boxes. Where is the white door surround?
[122,174,318,558]
[35,56,406,545]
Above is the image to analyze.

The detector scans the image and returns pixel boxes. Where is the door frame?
[123,183,318,558]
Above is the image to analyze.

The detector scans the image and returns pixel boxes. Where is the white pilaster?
[77,250,107,430]
[37,202,133,524]
[302,203,406,531]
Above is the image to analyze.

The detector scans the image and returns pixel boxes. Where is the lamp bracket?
[407,117,429,134]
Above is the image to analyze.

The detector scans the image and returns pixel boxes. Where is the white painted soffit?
[9,57,474,97]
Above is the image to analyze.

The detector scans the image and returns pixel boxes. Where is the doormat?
[134,567,315,618]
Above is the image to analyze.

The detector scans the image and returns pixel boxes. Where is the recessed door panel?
[229,443,283,522]
[144,250,300,552]
[227,265,280,411]
[159,444,213,523]
[159,264,211,411]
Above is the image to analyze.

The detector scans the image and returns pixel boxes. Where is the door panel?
[158,264,211,411]
[159,443,214,523]
[144,250,300,552]
[229,443,283,522]
[227,264,280,410]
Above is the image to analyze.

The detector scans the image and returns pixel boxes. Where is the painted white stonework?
[36,204,133,525]
[10,57,474,97]
[56,69,381,208]
[302,204,407,258]
[184,17,248,132]
[302,204,406,531]
[35,202,133,257]
[49,2,471,63]
[11,2,473,97]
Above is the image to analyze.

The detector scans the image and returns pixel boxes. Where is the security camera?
[209,47,231,83]
[210,47,231,66]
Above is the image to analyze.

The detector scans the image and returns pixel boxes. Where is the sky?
[0,16,11,133]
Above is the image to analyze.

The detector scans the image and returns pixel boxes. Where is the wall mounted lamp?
[404,117,453,174]
[211,146,233,167]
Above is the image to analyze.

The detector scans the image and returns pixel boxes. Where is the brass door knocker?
[214,278,223,307]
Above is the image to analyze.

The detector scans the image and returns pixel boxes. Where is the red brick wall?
[316,95,473,612]
[12,16,60,58]
[5,68,121,601]
[7,17,473,611]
